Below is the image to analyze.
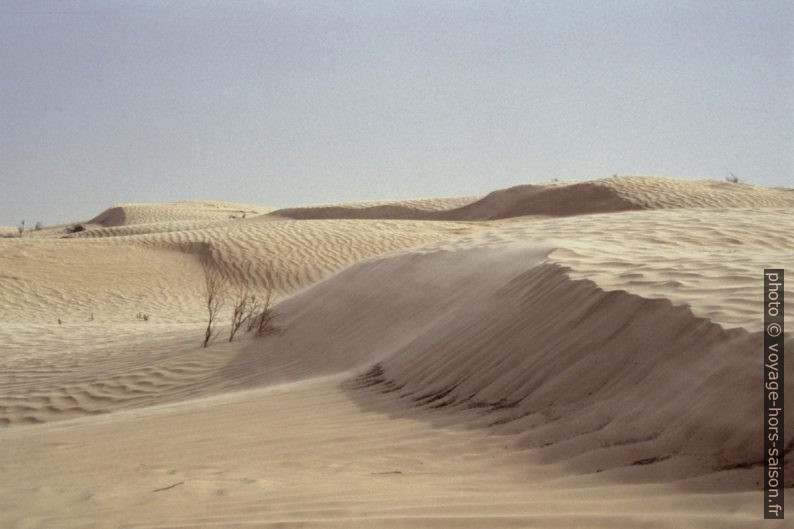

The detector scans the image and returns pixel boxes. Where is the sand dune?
[273,176,794,220]
[271,195,480,220]
[1,176,791,528]
[88,201,274,227]
[1,218,478,323]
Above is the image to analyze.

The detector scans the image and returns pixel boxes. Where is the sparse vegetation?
[228,285,252,342]
[725,172,740,184]
[247,288,279,337]
[201,265,279,346]
[202,265,227,347]
[228,281,279,341]
[17,220,24,237]
[136,312,150,322]
[34,221,44,231]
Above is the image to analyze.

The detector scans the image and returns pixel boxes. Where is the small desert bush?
[246,289,279,337]
[725,172,740,184]
[228,285,252,342]
[202,265,227,347]
[228,284,279,341]
[202,266,280,346]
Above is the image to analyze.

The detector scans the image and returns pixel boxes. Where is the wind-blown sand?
[0,176,791,528]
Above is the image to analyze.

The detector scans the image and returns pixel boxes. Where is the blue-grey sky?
[1,0,791,226]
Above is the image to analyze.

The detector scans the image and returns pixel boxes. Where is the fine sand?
[0,176,791,528]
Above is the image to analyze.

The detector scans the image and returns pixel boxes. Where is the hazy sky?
[1,0,791,226]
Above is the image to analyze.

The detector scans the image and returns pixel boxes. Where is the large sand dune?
[0,176,791,528]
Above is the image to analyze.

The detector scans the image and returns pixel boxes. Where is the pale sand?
[0,176,791,528]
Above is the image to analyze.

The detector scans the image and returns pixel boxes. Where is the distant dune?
[88,201,274,227]
[272,176,794,220]
[0,176,791,528]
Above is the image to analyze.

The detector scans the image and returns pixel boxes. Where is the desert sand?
[0,176,791,528]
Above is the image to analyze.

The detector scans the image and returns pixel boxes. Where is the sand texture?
[0,176,791,528]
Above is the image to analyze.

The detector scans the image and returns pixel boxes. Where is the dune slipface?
[0,177,791,529]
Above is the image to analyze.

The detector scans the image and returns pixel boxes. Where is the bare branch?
[241,279,279,338]
[202,265,227,348]
[249,287,279,337]
[228,283,251,342]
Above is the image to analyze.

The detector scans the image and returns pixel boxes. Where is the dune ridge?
[273,176,794,221]
[88,201,273,227]
[211,240,791,484]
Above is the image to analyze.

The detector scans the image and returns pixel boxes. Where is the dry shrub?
[202,265,227,347]
[229,284,251,342]
[245,288,279,337]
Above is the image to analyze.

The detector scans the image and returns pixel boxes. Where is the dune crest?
[88,201,273,227]
[273,176,794,221]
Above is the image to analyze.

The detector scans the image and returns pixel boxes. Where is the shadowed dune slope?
[213,243,791,485]
[438,181,640,219]
[270,195,479,220]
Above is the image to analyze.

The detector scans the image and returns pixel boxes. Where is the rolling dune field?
[0,176,791,528]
